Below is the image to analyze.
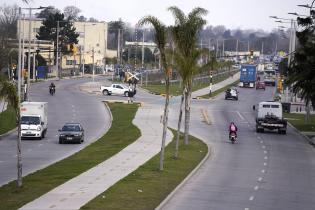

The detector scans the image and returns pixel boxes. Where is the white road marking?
[264,150,267,154]
[262,145,266,149]
[261,169,265,173]
[254,186,259,190]
[237,111,245,120]
[27,149,32,152]
[264,162,267,166]
[257,136,261,139]
[0,161,4,163]
[245,208,249,210]
[72,105,75,108]
[249,196,254,201]
[258,177,263,182]
[38,144,43,147]
[264,156,268,160]
[260,141,263,144]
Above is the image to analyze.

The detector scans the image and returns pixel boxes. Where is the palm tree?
[169,6,208,145]
[0,76,21,187]
[138,16,170,170]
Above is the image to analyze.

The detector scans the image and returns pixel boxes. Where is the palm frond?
[168,6,186,25]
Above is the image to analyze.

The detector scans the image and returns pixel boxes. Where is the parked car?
[225,88,238,100]
[100,84,131,97]
[256,81,266,90]
[58,123,84,144]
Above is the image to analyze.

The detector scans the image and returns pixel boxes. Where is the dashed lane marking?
[261,169,266,173]
[264,156,268,160]
[254,186,259,190]
[258,177,263,182]
[264,150,267,154]
[264,162,267,166]
[249,196,254,201]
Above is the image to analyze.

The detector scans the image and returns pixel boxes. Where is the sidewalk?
[191,72,240,98]
[20,104,173,210]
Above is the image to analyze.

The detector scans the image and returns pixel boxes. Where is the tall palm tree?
[138,16,170,170]
[169,6,208,145]
[0,76,21,187]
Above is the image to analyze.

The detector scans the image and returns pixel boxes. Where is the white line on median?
[237,111,245,120]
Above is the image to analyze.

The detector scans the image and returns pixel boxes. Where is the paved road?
[0,77,110,186]
[162,86,315,210]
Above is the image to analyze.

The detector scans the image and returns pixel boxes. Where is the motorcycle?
[229,132,237,144]
[49,86,55,95]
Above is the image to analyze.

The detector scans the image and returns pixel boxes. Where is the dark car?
[58,123,84,144]
[256,81,266,90]
[225,88,238,100]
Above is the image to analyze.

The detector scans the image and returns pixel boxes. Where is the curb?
[155,144,212,210]
[287,122,315,147]
[0,127,17,140]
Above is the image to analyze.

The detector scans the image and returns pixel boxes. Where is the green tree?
[287,6,315,122]
[138,16,170,171]
[0,75,21,187]
[169,6,208,145]
[36,12,79,63]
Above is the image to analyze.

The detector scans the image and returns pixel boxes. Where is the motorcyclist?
[49,82,56,94]
[229,122,238,138]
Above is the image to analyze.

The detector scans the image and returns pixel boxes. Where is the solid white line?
[249,196,254,201]
[254,186,259,190]
[237,111,245,120]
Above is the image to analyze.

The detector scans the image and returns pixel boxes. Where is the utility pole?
[247,41,250,52]
[92,47,95,82]
[56,21,59,79]
[26,8,32,101]
[117,29,121,65]
[17,7,23,187]
[236,39,239,60]
[83,24,86,76]
[142,29,145,69]
[222,39,225,58]
[261,41,264,55]
[208,39,211,61]
[216,39,219,58]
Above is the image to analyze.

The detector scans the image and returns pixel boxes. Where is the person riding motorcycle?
[229,122,238,138]
[49,82,56,94]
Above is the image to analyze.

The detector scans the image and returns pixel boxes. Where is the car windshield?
[21,116,40,125]
[62,125,80,131]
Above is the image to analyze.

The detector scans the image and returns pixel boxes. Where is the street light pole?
[56,21,59,79]
[92,47,95,82]
[83,24,86,76]
[142,29,144,69]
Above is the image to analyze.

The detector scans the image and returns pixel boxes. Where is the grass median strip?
[0,103,140,210]
[0,106,16,135]
[199,80,240,99]
[284,113,315,132]
[81,129,208,210]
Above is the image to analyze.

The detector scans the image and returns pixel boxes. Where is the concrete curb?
[103,102,113,132]
[155,144,212,210]
[287,122,315,147]
[0,127,17,140]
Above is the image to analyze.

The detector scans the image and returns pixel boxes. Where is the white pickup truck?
[100,84,131,96]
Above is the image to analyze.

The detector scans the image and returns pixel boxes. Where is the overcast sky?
[3,0,310,31]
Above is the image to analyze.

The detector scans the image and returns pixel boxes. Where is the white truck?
[100,84,131,97]
[20,102,48,139]
[255,101,287,134]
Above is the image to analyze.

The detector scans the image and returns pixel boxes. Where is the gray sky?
[3,0,310,31]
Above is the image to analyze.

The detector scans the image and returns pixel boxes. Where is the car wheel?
[78,139,82,144]
[102,90,109,95]
[124,91,129,97]
[59,139,63,144]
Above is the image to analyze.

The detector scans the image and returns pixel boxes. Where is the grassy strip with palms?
[284,112,315,132]
[81,128,207,210]
[0,106,16,135]
[0,103,140,210]
[199,80,240,99]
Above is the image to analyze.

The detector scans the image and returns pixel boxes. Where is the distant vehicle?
[255,101,287,134]
[58,123,84,144]
[264,69,276,86]
[100,84,131,97]
[239,64,256,88]
[256,81,266,90]
[20,102,48,139]
[225,88,238,100]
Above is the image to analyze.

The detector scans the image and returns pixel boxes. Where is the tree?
[287,7,315,122]
[36,6,60,19]
[108,19,125,49]
[0,75,20,186]
[138,16,170,171]
[63,6,81,20]
[77,15,87,22]
[169,6,208,145]
[36,12,79,63]
[0,4,18,72]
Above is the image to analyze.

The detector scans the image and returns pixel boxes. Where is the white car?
[100,84,131,96]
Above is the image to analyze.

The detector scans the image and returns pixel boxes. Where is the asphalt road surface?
[0,77,110,186]
[163,86,315,210]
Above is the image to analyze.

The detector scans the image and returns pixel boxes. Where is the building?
[18,17,116,76]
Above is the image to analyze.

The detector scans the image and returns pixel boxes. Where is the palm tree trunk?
[17,112,22,187]
[305,101,310,123]
[174,88,185,159]
[159,70,170,171]
[184,82,192,145]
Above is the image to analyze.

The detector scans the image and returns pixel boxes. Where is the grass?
[0,103,140,210]
[0,106,16,135]
[141,70,238,96]
[81,129,208,210]
[284,112,315,132]
[199,80,240,99]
